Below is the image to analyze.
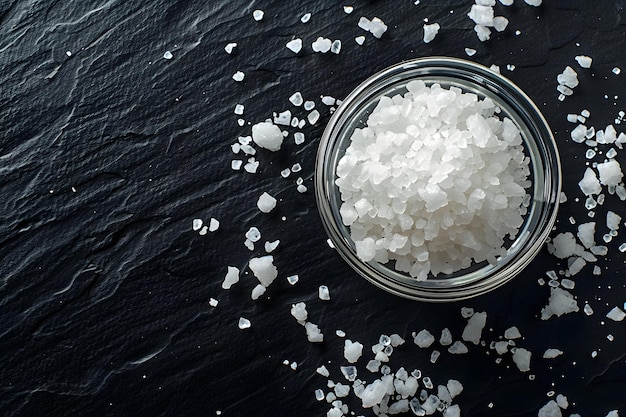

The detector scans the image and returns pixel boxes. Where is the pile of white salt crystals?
[336,81,531,280]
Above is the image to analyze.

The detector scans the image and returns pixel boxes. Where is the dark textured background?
[1,1,626,416]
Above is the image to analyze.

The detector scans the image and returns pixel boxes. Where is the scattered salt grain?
[461,311,487,345]
[448,341,468,354]
[330,40,342,54]
[597,160,623,186]
[504,326,522,339]
[232,71,245,82]
[238,317,251,329]
[465,48,477,56]
[312,37,332,53]
[291,302,308,323]
[163,51,173,60]
[305,322,324,342]
[224,42,237,54]
[319,285,331,300]
[251,284,266,300]
[307,109,320,125]
[234,104,244,115]
[606,306,626,321]
[358,16,388,38]
[245,227,261,242]
[209,298,218,307]
[343,5,354,14]
[336,329,346,337]
[423,22,440,43]
[474,24,491,41]
[222,266,240,289]
[543,348,563,359]
[575,55,592,68]
[557,66,579,89]
[249,255,278,287]
[252,9,264,21]
[538,401,560,417]
[294,132,305,145]
[301,13,311,23]
[289,92,303,106]
[414,329,435,348]
[198,226,208,235]
[286,38,302,54]
[355,36,365,45]
[192,219,203,231]
[209,218,220,232]
[578,168,602,195]
[344,339,364,363]
[316,365,330,377]
[512,347,531,372]
[297,184,308,193]
[257,192,277,213]
[541,287,579,319]
[493,16,509,32]
[524,0,542,6]
[612,67,621,75]
[468,4,494,27]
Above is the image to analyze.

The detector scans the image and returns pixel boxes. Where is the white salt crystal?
[355,35,365,45]
[524,0,542,6]
[440,328,453,346]
[568,257,586,276]
[232,71,245,82]
[447,379,463,398]
[468,5,494,26]
[368,17,388,38]
[192,218,203,231]
[357,379,387,408]
[233,104,244,116]
[541,287,579,320]
[238,317,251,329]
[265,240,280,253]
[224,42,237,54]
[291,302,308,323]
[462,311,486,345]
[321,96,336,106]
[557,66,579,88]
[597,160,623,186]
[252,122,283,151]
[209,218,219,232]
[308,109,320,125]
[494,341,509,354]
[251,284,266,300]
[548,232,577,259]
[330,40,342,54]
[252,9,264,21]
[605,411,619,417]
[319,285,331,300]
[301,13,311,23]
[578,167,602,195]
[209,298,218,307]
[448,341,468,354]
[289,92,303,106]
[613,67,621,75]
[465,48,477,56]
[340,366,357,382]
[274,110,292,126]
[344,339,364,363]
[312,37,332,53]
[294,132,305,145]
[512,348,531,372]
[257,192,277,213]
[414,329,435,348]
[538,401,560,417]
[423,22,440,43]
[343,5,353,14]
[443,405,461,417]
[570,124,587,142]
[304,100,315,110]
[336,330,345,337]
[316,365,330,377]
[543,348,563,359]
[245,226,261,242]
[366,360,380,373]
[244,239,254,251]
[198,226,208,235]
[556,394,569,409]
[305,322,324,342]
[163,51,173,60]
[566,113,578,123]
[575,55,592,68]
[297,184,307,193]
[493,16,509,32]
[504,326,522,339]
[607,211,622,230]
[291,163,302,173]
[499,0,514,5]
[286,38,302,54]
[606,306,626,321]
[474,24,491,41]
[222,266,240,289]
[249,255,278,287]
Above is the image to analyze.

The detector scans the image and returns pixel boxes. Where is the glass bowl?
[315,56,561,302]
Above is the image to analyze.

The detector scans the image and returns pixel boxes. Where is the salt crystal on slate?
[286,274,298,285]
[343,6,353,13]
[209,298,218,307]
[597,160,623,186]
[606,306,626,321]
[316,365,330,377]
[493,16,509,32]
[301,13,311,23]
[541,287,579,319]
[465,48,477,56]
[224,42,237,54]
[468,5,494,26]
[543,348,563,359]
[307,109,320,124]
[448,341,468,354]
[222,266,240,289]
[252,9,264,21]
[163,51,173,60]
[613,67,621,75]
[312,37,332,53]
[232,71,245,82]
[245,227,261,242]
[578,168,602,195]
[512,348,531,372]
[423,23,440,43]
[251,284,266,300]
[209,218,220,232]
[524,0,542,6]
[462,311,486,345]
[291,302,308,323]
[304,100,315,110]
[192,219,203,231]
[249,256,278,287]
[344,339,364,363]
[538,400,559,417]
[286,38,303,53]
[234,104,244,115]
[305,322,324,342]
[575,55,592,68]
[355,36,365,45]
[257,192,277,213]
[318,285,330,300]
[238,317,251,329]
[549,232,577,259]
[368,17,388,38]
[499,0,513,5]
[330,40,341,54]
[504,326,522,339]
[413,329,435,348]
[199,226,208,235]
[289,92,303,106]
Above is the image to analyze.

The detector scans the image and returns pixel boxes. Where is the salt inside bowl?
[315,57,561,302]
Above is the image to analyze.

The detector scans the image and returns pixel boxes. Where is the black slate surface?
[1,1,626,416]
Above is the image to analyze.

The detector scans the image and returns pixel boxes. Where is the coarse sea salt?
[336,81,531,280]
[423,22,440,43]
[286,38,303,54]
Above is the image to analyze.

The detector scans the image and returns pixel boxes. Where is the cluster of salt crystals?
[358,16,388,39]
[423,22,440,43]
[489,326,533,372]
[336,81,531,280]
[192,217,219,236]
[466,0,510,42]
[313,331,465,417]
[556,65,579,101]
[290,301,324,342]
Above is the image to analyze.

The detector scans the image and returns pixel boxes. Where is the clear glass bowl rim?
[315,56,562,302]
